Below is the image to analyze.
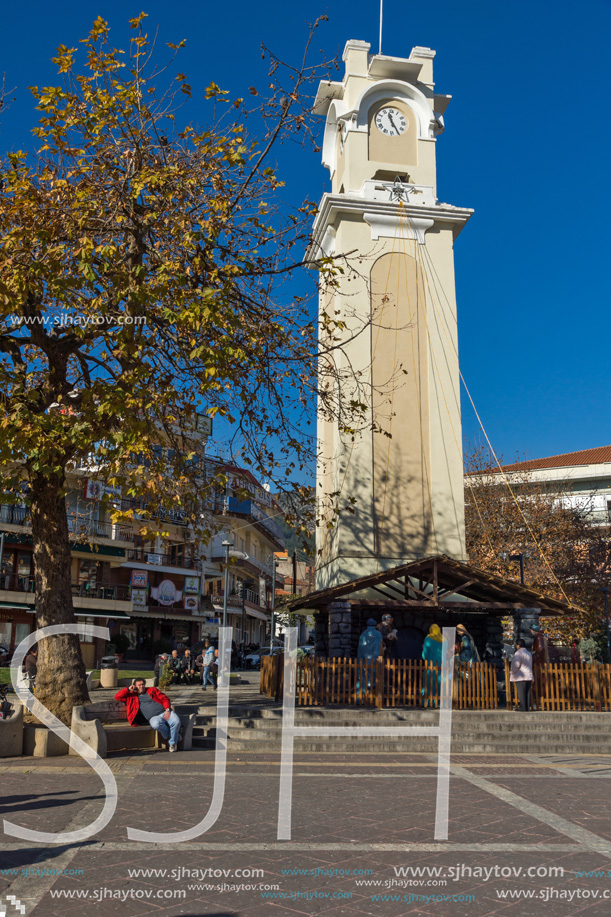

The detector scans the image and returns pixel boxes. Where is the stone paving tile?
[5,752,611,915]
[484,777,611,841]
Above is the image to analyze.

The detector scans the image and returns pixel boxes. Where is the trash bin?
[99,655,119,689]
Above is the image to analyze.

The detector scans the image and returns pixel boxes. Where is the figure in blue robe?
[356,618,382,700]
[421,623,443,706]
[458,634,476,665]
[358,619,383,660]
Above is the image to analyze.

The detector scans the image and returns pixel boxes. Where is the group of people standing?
[357,615,549,712]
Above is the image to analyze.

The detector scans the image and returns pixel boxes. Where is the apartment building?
[0,439,285,663]
[205,465,285,648]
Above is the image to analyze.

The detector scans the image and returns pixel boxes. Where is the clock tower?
[311,40,473,591]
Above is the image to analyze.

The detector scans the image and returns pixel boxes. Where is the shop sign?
[131,589,147,607]
[152,579,182,606]
[83,479,121,501]
[184,576,200,594]
[184,595,199,611]
[131,570,148,588]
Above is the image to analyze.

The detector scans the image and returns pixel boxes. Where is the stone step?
[192,724,611,743]
[190,736,611,755]
[189,707,611,722]
[192,716,611,734]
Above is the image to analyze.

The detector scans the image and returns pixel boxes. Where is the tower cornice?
[308,192,473,258]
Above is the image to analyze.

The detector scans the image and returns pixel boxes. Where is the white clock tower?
[311,40,473,591]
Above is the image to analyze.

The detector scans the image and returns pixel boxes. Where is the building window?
[78,560,98,587]
[17,553,32,577]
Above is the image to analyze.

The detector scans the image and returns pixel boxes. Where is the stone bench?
[69,701,195,758]
[0,702,23,758]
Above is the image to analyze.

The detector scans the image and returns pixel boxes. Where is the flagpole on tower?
[379,0,383,54]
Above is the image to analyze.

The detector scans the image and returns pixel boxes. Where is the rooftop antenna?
[379,0,383,54]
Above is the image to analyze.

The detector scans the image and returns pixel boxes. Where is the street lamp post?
[221,540,233,631]
[240,579,254,664]
[269,556,278,654]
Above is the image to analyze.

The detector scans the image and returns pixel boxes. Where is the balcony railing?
[210,587,265,609]
[71,583,131,601]
[125,548,198,569]
[67,514,134,542]
[0,505,30,527]
[0,575,130,602]
[120,498,189,526]
[215,497,283,541]
[0,573,34,593]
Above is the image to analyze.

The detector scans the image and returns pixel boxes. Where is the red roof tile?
[501,445,611,472]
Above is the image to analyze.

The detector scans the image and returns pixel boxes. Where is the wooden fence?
[504,660,611,711]
[261,656,498,709]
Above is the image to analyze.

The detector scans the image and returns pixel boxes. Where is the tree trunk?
[30,470,90,724]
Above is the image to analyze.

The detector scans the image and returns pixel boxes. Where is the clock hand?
[388,113,399,134]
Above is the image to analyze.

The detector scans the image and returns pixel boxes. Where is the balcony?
[125,548,198,570]
[71,583,131,601]
[215,497,283,543]
[0,573,34,593]
[120,497,189,527]
[67,514,134,543]
[210,587,265,610]
[0,504,30,527]
[0,575,130,603]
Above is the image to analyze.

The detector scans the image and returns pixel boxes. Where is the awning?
[74,608,130,620]
[0,602,130,620]
[246,607,269,621]
[129,608,199,624]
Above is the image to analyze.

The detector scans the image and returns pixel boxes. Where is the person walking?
[510,640,534,712]
[201,640,216,690]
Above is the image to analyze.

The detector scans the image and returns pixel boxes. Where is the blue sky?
[1,0,610,470]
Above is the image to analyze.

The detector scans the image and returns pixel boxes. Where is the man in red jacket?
[115,678,182,752]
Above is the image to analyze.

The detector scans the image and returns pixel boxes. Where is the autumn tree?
[0,14,369,722]
[464,444,611,643]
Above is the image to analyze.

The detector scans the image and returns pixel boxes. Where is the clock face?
[374,107,407,137]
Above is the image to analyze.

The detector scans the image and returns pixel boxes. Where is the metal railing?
[71,583,131,601]
[125,548,198,569]
[0,575,130,603]
[66,514,134,542]
[0,505,30,526]
[215,497,283,541]
[0,574,34,593]
[210,587,264,608]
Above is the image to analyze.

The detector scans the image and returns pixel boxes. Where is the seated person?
[168,649,185,684]
[115,678,182,752]
[23,646,38,688]
[182,649,196,685]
